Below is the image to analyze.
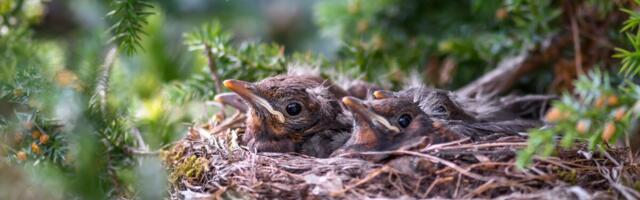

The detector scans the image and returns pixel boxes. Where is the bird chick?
[373,87,555,123]
[223,74,352,158]
[373,88,477,122]
[335,96,540,155]
[334,97,459,154]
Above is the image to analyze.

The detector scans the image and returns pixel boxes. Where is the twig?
[395,150,499,182]
[423,176,454,198]
[210,112,247,135]
[128,148,160,155]
[584,151,640,199]
[570,10,583,75]
[453,173,462,198]
[465,162,514,171]
[337,149,498,182]
[213,186,228,199]
[422,138,470,151]
[204,44,223,94]
[131,128,148,151]
[534,156,575,171]
[625,131,633,164]
[330,166,390,197]
[95,46,118,112]
[464,179,495,198]
[601,149,621,167]
[386,170,408,195]
[457,33,571,98]
[427,142,528,152]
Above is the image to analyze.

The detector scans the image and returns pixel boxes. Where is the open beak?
[223,80,285,123]
[214,92,248,113]
[342,97,399,132]
[373,90,394,99]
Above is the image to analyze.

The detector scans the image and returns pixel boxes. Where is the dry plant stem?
[427,142,527,152]
[571,14,583,75]
[131,128,148,151]
[422,138,470,151]
[204,44,223,94]
[465,162,514,170]
[589,156,640,199]
[533,156,575,171]
[465,179,495,198]
[331,165,391,197]
[96,46,118,112]
[210,112,246,135]
[395,150,498,182]
[453,173,462,198]
[423,176,454,197]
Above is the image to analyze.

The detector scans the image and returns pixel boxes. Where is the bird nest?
[163,112,640,199]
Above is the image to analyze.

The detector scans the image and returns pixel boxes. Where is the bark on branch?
[456,34,572,98]
[204,44,223,94]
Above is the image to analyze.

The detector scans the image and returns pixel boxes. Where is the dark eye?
[433,105,447,114]
[398,114,412,128]
[286,102,302,116]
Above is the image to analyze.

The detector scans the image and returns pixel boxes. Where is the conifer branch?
[107,0,154,55]
[93,47,118,112]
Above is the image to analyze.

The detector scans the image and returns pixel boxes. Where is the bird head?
[337,96,444,153]
[374,88,476,122]
[223,75,351,153]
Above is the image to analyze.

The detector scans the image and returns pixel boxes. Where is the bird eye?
[286,102,302,116]
[397,114,412,128]
[433,105,447,114]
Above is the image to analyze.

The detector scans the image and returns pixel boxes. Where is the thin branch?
[204,44,223,94]
[570,10,584,75]
[456,33,572,98]
[95,47,118,112]
[425,141,527,152]
[210,112,246,135]
[423,176,454,197]
[131,128,148,151]
[330,165,390,197]
[396,150,499,182]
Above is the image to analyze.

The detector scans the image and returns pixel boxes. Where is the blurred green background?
[0,0,630,199]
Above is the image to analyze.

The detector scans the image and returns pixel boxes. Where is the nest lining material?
[164,111,640,199]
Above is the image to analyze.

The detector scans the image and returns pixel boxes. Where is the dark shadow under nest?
[164,112,640,199]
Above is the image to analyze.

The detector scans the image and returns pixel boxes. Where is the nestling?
[223,74,352,158]
[334,96,540,154]
[334,97,455,154]
[373,87,555,123]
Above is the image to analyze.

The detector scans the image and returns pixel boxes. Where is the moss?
[162,142,185,165]
[556,170,577,184]
[168,155,209,184]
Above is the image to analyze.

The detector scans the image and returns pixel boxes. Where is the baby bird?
[372,87,555,123]
[335,96,539,154]
[223,74,352,158]
[335,96,450,154]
